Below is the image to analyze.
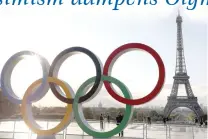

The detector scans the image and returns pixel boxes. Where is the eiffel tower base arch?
[164,97,204,120]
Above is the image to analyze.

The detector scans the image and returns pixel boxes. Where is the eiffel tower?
[163,12,204,120]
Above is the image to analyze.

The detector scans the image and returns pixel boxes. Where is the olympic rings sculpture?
[0,43,165,138]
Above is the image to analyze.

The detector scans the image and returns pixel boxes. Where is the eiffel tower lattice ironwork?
[163,12,204,119]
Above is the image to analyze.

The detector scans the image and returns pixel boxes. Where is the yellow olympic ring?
[21,77,73,135]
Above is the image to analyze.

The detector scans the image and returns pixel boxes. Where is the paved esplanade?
[0,121,206,139]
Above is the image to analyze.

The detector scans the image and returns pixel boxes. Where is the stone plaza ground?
[0,120,207,139]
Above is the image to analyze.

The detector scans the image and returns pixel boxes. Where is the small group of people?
[195,117,207,127]
[163,117,170,125]
[100,112,124,137]
[100,114,111,130]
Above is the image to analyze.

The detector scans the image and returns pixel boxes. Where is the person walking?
[100,114,104,130]
[163,117,166,125]
[147,117,151,124]
[200,117,203,127]
[107,114,110,123]
[194,118,198,125]
[116,112,124,137]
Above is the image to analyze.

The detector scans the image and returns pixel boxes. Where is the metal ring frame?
[0,43,165,138]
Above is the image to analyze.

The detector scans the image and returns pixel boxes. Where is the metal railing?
[0,119,207,139]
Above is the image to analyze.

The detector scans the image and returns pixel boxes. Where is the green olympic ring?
[73,75,133,138]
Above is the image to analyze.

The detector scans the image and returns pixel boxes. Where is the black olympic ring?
[49,47,103,103]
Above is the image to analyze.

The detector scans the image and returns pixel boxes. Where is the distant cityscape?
[0,87,207,120]
[0,101,203,123]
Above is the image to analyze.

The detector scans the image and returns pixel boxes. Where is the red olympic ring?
[103,43,165,105]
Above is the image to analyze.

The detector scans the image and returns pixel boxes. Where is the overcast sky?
[0,4,207,108]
